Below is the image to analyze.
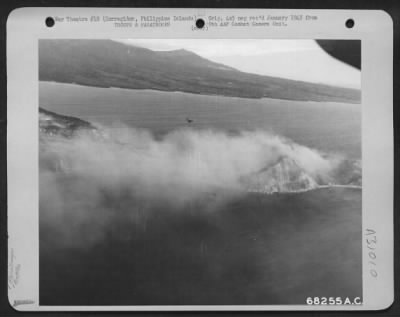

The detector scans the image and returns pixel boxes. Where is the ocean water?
[39,81,362,305]
[39,82,361,159]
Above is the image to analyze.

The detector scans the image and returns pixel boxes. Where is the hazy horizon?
[116,39,361,89]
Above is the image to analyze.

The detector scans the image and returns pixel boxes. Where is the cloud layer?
[40,126,361,247]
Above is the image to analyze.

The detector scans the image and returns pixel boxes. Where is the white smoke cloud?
[40,126,360,247]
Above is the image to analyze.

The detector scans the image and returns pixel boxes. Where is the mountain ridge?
[39,39,361,103]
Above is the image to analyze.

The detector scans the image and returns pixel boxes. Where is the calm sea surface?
[39,81,362,305]
[39,82,361,159]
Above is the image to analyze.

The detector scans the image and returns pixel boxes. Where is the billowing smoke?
[40,126,361,247]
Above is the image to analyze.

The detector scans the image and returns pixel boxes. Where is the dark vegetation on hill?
[39,39,361,103]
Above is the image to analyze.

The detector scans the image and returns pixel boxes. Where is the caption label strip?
[53,14,319,29]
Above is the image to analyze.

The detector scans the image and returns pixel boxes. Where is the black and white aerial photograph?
[38,39,362,306]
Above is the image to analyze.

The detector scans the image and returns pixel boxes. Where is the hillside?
[39,107,95,137]
[39,39,360,103]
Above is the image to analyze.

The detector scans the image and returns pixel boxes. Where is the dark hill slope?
[39,39,360,103]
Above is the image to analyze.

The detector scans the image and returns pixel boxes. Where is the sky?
[117,39,361,89]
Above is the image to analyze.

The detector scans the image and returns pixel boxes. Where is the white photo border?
[7,7,393,311]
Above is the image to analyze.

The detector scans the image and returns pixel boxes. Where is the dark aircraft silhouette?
[186,117,193,124]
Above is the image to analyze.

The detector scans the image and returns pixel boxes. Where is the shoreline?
[247,184,362,195]
[39,80,362,105]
